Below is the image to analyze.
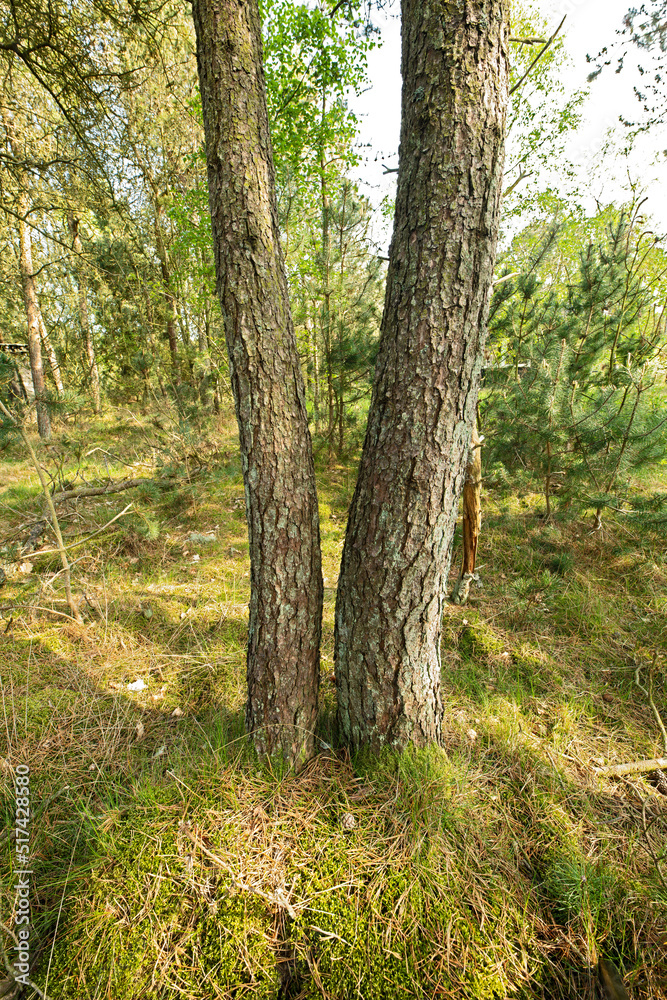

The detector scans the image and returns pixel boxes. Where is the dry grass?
[0,409,666,999]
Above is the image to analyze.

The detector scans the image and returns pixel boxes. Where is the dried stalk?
[635,654,667,756]
[0,399,81,620]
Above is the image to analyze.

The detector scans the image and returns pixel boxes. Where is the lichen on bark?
[192,0,322,763]
[334,0,509,751]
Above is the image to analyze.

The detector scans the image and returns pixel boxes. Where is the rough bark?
[192,0,323,762]
[334,0,509,751]
[68,217,101,413]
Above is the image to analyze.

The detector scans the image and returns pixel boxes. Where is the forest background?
[0,1,666,999]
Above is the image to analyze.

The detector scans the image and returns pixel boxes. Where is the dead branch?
[594,757,667,778]
[28,504,133,557]
[51,477,154,502]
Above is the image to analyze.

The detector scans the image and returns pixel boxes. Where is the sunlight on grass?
[0,409,666,999]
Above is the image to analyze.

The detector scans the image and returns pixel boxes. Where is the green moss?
[38,808,277,1000]
[458,618,506,659]
[20,684,82,731]
[291,851,524,999]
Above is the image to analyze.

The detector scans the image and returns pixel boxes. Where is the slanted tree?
[191,0,323,762]
[334,0,510,751]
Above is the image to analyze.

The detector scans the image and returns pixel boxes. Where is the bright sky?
[350,0,667,244]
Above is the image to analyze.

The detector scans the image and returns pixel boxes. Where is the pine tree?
[484,209,667,523]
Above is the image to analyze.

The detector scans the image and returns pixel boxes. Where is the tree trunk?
[461,417,482,576]
[319,96,335,457]
[2,104,52,439]
[452,415,482,605]
[334,0,509,751]
[69,216,101,413]
[192,0,323,763]
[153,212,181,384]
[18,188,51,440]
[37,312,65,397]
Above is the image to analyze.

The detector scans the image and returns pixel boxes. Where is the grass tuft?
[0,410,666,998]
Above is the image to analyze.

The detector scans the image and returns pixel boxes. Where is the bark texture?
[335,0,509,751]
[192,0,323,762]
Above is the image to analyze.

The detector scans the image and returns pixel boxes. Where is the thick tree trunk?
[334,0,509,751]
[192,0,323,762]
[69,217,101,413]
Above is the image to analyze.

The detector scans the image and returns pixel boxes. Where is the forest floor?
[0,404,666,1000]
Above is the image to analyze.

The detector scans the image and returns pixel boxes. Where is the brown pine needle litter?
[0,411,666,998]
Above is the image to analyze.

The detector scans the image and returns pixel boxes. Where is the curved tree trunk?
[192,0,323,763]
[334,0,509,751]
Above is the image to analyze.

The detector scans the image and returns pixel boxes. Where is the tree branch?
[51,477,155,503]
[510,16,566,97]
[594,757,667,778]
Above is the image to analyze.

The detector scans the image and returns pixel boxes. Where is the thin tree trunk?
[452,416,483,605]
[192,0,323,763]
[320,94,335,456]
[153,213,181,384]
[337,184,348,458]
[334,0,509,751]
[461,418,482,575]
[140,277,168,400]
[69,216,101,413]
[37,312,64,397]
[2,104,52,439]
[17,188,51,440]
[545,439,552,519]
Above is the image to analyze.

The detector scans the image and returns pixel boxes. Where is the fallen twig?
[27,505,133,557]
[51,477,153,502]
[594,757,667,778]
[0,919,51,1000]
